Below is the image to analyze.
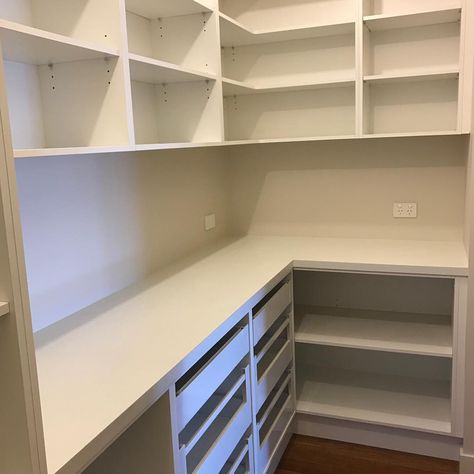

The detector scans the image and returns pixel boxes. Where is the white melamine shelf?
[296,366,452,434]
[129,54,216,84]
[13,145,135,159]
[294,306,453,358]
[219,13,355,47]
[364,8,461,32]
[223,77,355,96]
[34,236,466,472]
[125,0,211,19]
[364,69,460,85]
[0,19,119,65]
[0,301,9,317]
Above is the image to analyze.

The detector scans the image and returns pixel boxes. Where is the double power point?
[393,203,417,219]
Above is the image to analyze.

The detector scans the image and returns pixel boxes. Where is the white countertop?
[34,235,468,473]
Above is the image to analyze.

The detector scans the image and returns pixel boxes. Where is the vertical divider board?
[355,0,365,136]
[0,39,47,474]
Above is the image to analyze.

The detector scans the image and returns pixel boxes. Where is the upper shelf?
[0,302,9,317]
[223,77,355,96]
[219,13,355,47]
[0,19,119,65]
[364,7,462,32]
[364,69,460,85]
[125,0,212,18]
[129,53,216,84]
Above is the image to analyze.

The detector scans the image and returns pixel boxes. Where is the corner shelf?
[125,0,212,19]
[219,12,355,47]
[129,54,216,84]
[296,365,452,435]
[364,7,462,32]
[0,19,119,65]
[0,302,9,317]
[223,77,355,96]
[294,305,453,358]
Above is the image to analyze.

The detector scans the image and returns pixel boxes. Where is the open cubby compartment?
[363,75,459,134]
[296,345,453,434]
[294,271,455,357]
[84,392,175,474]
[0,0,121,48]
[222,33,355,87]
[363,0,462,17]
[125,5,219,75]
[3,56,130,150]
[363,14,461,77]
[130,71,222,144]
[224,84,355,140]
[219,0,356,32]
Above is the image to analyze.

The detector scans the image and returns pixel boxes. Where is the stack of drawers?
[251,278,295,473]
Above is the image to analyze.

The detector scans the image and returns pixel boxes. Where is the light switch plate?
[205,214,216,231]
[393,202,417,218]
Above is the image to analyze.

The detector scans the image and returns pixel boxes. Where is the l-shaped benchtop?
[34,235,469,474]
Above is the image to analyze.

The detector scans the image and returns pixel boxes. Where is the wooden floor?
[276,436,459,474]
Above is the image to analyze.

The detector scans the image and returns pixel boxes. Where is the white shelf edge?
[0,18,120,61]
[223,76,356,96]
[363,7,462,31]
[129,53,217,83]
[13,131,470,158]
[364,69,460,85]
[0,301,9,317]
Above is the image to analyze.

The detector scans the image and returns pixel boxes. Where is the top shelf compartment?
[364,7,462,32]
[0,0,121,49]
[0,19,119,65]
[125,0,212,18]
[219,0,356,36]
[219,12,355,47]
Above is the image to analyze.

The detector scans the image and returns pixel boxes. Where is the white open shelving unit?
[0,0,470,157]
[293,270,463,438]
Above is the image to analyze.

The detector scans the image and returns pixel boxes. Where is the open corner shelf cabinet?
[0,0,472,159]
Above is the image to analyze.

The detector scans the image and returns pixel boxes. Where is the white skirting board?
[460,451,474,474]
[295,414,461,461]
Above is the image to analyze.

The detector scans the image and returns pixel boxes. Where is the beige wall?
[16,148,231,331]
[228,136,468,241]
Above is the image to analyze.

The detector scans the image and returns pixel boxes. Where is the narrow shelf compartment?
[125,0,211,19]
[3,56,130,150]
[0,19,120,65]
[0,302,10,317]
[129,56,221,145]
[364,7,462,32]
[220,12,355,47]
[223,77,355,96]
[296,345,453,435]
[126,3,218,76]
[294,305,453,357]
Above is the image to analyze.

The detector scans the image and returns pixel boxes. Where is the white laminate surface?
[34,235,468,472]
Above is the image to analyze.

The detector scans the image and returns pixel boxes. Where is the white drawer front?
[258,396,293,474]
[194,401,252,474]
[256,340,292,411]
[253,282,291,345]
[177,325,250,430]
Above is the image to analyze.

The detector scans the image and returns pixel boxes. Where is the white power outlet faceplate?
[204,214,216,231]
[393,202,417,219]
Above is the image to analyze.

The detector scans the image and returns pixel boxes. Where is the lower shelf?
[296,365,452,434]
